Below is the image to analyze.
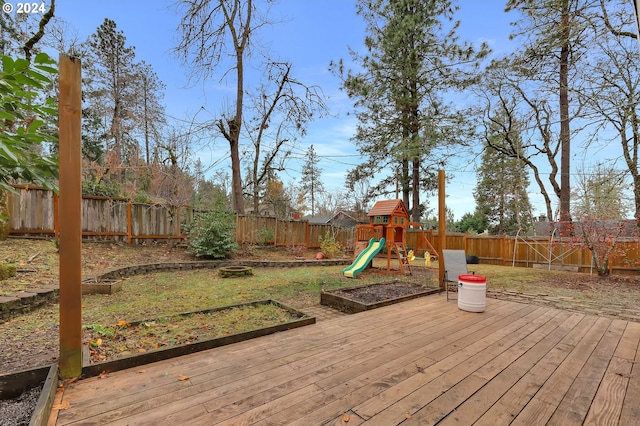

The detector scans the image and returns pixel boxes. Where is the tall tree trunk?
[559,0,571,222]
[231,41,245,214]
[401,157,410,207]
[411,158,420,222]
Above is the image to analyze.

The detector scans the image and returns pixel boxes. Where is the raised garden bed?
[82,279,122,295]
[0,364,58,426]
[321,281,440,314]
[0,300,313,424]
[81,299,313,377]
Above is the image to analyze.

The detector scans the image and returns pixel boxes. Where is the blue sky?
[52,0,517,220]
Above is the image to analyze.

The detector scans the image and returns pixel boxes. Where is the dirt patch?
[329,282,432,304]
[321,281,440,314]
[84,303,300,364]
[0,239,326,375]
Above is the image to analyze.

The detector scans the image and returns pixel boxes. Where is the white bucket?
[458,274,486,313]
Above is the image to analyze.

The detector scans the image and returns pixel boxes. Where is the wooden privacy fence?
[6,185,356,248]
[7,186,640,273]
[8,185,186,243]
[234,216,356,249]
[406,230,640,276]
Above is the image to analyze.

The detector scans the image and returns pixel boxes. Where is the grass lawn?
[1,265,391,366]
[2,242,639,371]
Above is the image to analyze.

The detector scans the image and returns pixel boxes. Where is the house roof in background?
[304,215,333,224]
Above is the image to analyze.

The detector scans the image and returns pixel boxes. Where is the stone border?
[0,288,59,321]
[0,259,351,320]
[95,258,350,280]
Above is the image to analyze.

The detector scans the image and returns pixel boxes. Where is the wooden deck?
[48,295,640,425]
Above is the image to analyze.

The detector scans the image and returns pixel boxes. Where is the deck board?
[48,294,640,426]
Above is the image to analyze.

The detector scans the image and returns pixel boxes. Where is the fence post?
[127,201,132,245]
[305,221,309,248]
[53,192,59,238]
[502,234,507,266]
[438,169,446,289]
[274,217,278,247]
[175,206,181,239]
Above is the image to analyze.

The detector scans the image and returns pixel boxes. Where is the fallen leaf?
[405,413,412,419]
[53,400,71,410]
[137,369,146,374]
[98,371,110,379]
[178,375,190,381]
[117,320,130,327]
[342,413,350,422]
[61,377,78,387]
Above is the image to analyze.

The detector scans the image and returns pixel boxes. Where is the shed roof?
[367,199,409,218]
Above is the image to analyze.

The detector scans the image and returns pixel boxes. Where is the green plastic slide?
[343,237,386,278]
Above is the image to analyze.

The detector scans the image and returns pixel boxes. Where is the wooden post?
[127,200,132,244]
[274,217,278,247]
[58,54,82,379]
[53,193,59,238]
[305,221,310,248]
[502,234,507,266]
[438,170,446,289]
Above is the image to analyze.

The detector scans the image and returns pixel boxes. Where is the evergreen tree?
[86,19,138,171]
[456,212,487,234]
[133,61,166,166]
[300,145,324,216]
[333,0,488,222]
[474,142,533,235]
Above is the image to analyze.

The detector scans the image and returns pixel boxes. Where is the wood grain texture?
[48,296,640,425]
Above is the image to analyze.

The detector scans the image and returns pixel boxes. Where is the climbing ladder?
[395,242,412,275]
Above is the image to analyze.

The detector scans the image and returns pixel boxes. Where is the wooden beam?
[58,54,82,379]
[438,170,446,289]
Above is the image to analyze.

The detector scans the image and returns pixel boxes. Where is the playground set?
[342,199,438,278]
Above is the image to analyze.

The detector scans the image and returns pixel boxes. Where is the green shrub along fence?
[6,185,640,274]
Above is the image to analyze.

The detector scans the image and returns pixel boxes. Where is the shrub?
[256,226,274,246]
[319,231,342,259]
[132,191,154,204]
[82,179,122,198]
[287,244,306,258]
[0,263,17,280]
[185,203,237,259]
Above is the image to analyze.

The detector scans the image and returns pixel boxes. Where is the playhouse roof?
[368,199,409,218]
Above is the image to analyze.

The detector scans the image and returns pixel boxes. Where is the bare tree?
[581,0,640,218]
[476,61,559,222]
[174,0,271,214]
[243,62,327,216]
[506,0,596,222]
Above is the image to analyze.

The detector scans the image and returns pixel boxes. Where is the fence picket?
[6,186,640,275]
